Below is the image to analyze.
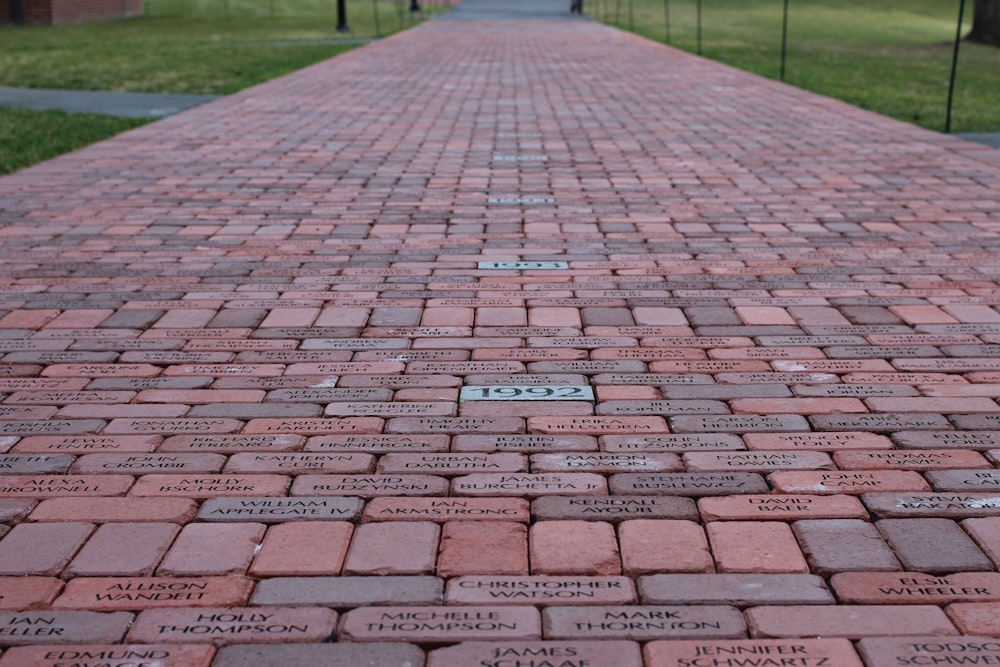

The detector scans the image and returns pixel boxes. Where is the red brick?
[645,639,863,667]
[745,605,956,638]
[53,577,254,610]
[0,644,215,667]
[429,640,642,667]
[126,606,337,645]
[0,475,133,498]
[963,518,1000,567]
[338,605,541,642]
[542,605,746,640]
[619,520,713,575]
[208,643,424,667]
[249,522,353,576]
[857,636,1000,667]
[64,522,179,577]
[157,522,265,576]
[363,497,529,523]
[445,576,636,606]
[945,603,1000,635]
[249,575,444,608]
[638,573,834,606]
[792,519,901,574]
[769,470,930,495]
[26,497,197,523]
[834,449,990,470]
[129,474,289,498]
[699,495,868,521]
[436,521,528,577]
[0,522,95,576]
[0,576,63,610]
[529,521,621,576]
[876,518,993,573]
[706,522,808,573]
[342,522,440,575]
[832,572,1000,604]
[0,611,135,647]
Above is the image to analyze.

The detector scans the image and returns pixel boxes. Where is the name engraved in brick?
[601,434,745,453]
[323,403,455,417]
[306,434,450,453]
[199,496,363,522]
[530,453,682,474]
[0,645,215,667]
[834,450,989,471]
[0,475,133,497]
[427,640,643,667]
[478,261,568,270]
[671,415,810,433]
[223,453,374,474]
[646,638,863,667]
[12,435,159,454]
[245,418,383,435]
[532,495,698,522]
[338,606,541,642]
[593,374,714,386]
[129,475,289,498]
[266,388,390,402]
[453,473,607,497]
[363,497,529,523]
[446,577,636,605]
[743,432,892,451]
[810,413,952,432]
[0,454,75,474]
[863,492,1000,518]
[832,573,1000,605]
[699,494,868,521]
[542,605,745,640]
[73,454,225,474]
[769,471,931,495]
[0,611,134,646]
[0,420,106,436]
[159,434,305,453]
[452,434,598,453]
[377,454,526,475]
[54,577,254,610]
[127,606,337,646]
[105,419,241,435]
[684,451,834,472]
[461,386,594,402]
[528,417,667,435]
[857,636,1000,667]
[291,474,449,497]
[487,197,556,204]
[609,473,769,496]
[894,431,1000,450]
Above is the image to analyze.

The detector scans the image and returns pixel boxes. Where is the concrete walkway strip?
[0,85,219,118]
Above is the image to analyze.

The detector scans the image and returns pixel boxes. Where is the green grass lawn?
[596,0,999,132]
[0,0,441,174]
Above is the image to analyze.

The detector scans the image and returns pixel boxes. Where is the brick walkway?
[2,8,1000,667]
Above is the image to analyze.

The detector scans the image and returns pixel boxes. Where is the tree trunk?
[968,0,1000,46]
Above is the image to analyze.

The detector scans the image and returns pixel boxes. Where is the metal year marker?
[477,261,569,270]
[460,385,596,402]
[486,197,555,204]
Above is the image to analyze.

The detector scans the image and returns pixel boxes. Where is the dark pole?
[696,0,702,55]
[410,0,420,12]
[10,0,22,23]
[663,0,670,43]
[780,0,789,81]
[372,0,381,36]
[945,0,966,133]
[628,0,633,31]
[336,0,350,31]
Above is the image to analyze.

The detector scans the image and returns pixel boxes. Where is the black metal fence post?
[372,0,381,36]
[945,0,966,133]
[780,0,789,81]
[663,0,670,43]
[336,0,350,31]
[696,0,702,55]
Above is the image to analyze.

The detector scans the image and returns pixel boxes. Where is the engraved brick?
[453,473,607,497]
[0,644,214,667]
[864,492,1000,519]
[531,495,697,522]
[338,605,541,642]
[699,495,867,521]
[126,606,337,645]
[609,472,768,496]
[542,605,746,640]
[445,576,635,606]
[601,433,744,453]
[363,497,529,523]
[454,434,598,453]
[671,415,809,433]
[129,474,289,498]
[528,416,667,435]
[377,453,526,475]
[645,638,863,667]
[222,453,374,474]
[684,451,833,472]
[291,474,448,497]
[0,611,134,646]
[429,640,641,667]
[53,577,254,610]
[71,454,224,475]
[835,450,990,470]
[531,453,682,473]
[743,431,892,451]
[857,636,1000,667]
[769,471,930,495]
[832,572,1000,604]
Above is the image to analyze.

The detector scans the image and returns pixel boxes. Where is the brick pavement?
[2,4,1000,666]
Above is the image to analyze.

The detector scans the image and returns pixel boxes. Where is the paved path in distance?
[1,3,1000,667]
